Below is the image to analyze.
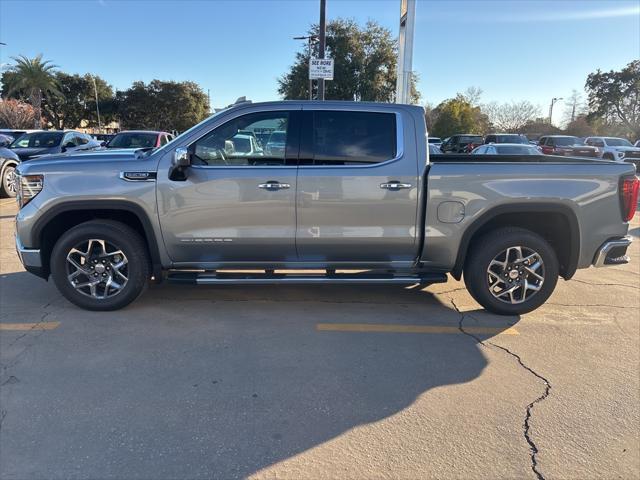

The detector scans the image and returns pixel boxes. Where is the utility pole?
[318,0,326,101]
[548,97,562,125]
[396,0,416,104]
[92,75,102,131]
[294,35,318,100]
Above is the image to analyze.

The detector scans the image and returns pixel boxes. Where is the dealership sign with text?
[309,58,334,80]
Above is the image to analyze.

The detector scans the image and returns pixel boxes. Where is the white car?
[584,136,640,162]
[428,137,442,150]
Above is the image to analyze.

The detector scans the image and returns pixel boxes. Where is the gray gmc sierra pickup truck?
[14,100,639,314]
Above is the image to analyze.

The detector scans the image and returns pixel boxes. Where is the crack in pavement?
[571,279,639,289]
[1,310,52,377]
[451,300,551,480]
[546,302,638,309]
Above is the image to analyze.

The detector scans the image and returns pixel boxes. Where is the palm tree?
[6,54,61,128]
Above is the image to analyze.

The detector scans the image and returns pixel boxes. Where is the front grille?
[624,151,640,159]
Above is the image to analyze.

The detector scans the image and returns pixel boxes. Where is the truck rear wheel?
[50,220,149,311]
[463,228,559,315]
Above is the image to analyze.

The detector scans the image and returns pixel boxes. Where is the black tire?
[603,153,615,161]
[0,163,18,198]
[50,220,149,311]
[463,227,559,315]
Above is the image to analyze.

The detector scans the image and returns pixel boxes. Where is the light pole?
[548,97,562,125]
[396,0,417,104]
[293,34,318,100]
[92,75,102,131]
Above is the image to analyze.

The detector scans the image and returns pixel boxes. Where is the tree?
[585,60,640,139]
[117,80,208,132]
[431,96,490,138]
[460,86,483,106]
[484,100,540,132]
[278,18,420,103]
[3,55,61,128]
[562,89,587,127]
[0,99,38,129]
[564,115,595,137]
[520,119,562,137]
[41,72,114,129]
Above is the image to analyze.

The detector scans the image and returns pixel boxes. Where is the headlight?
[17,174,44,208]
[617,151,625,158]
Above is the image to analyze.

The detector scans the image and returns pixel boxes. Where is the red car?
[537,135,598,157]
[105,130,174,149]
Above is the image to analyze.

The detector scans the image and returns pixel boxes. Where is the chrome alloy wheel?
[487,246,544,304]
[66,239,129,299]
[4,167,17,195]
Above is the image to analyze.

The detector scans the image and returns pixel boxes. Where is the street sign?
[309,58,334,80]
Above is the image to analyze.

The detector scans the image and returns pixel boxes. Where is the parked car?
[537,136,599,158]
[428,137,442,149]
[484,134,529,145]
[227,133,263,158]
[584,136,640,163]
[0,134,20,197]
[9,130,101,161]
[441,134,484,154]
[14,101,638,316]
[264,130,286,157]
[92,133,115,144]
[428,143,443,155]
[471,143,541,155]
[0,129,38,141]
[105,131,174,149]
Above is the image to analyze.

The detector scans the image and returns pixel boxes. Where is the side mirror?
[0,139,10,148]
[100,141,107,147]
[61,142,75,152]
[169,147,191,181]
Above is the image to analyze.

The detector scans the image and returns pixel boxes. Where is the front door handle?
[380,181,412,190]
[258,181,291,190]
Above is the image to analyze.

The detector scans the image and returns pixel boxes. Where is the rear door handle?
[258,181,290,190]
[380,181,412,190]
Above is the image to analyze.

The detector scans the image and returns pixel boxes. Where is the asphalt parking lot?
[0,198,638,480]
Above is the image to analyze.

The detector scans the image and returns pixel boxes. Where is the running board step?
[166,271,448,286]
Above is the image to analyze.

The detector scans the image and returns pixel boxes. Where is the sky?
[0,0,639,125]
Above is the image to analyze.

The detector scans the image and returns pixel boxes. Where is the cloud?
[493,4,640,23]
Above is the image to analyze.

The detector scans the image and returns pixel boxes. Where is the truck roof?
[226,99,425,113]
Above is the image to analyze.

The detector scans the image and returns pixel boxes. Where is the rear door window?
[311,111,396,165]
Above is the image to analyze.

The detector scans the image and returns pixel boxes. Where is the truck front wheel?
[50,220,150,311]
[463,228,559,315]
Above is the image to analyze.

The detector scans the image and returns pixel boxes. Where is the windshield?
[496,135,528,144]
[495,145,539,155]
[107,133,158,148]
[554,137,583,146]
[10,132,63,149]
[605,138,633,147]
[460,136,483,144]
